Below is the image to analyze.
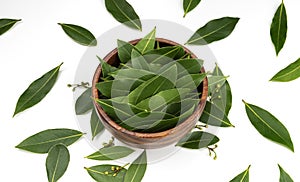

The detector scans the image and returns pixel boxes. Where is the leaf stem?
[207,144,218,160]
[67,81,90,91]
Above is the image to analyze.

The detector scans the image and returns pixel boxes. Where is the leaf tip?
[247,165,251,170]
[242,99,247,104]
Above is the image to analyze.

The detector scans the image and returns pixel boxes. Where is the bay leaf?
[135,27,156,54]
[117,39,136,63]
[144,46,185,64]
[270,58,300,82]
[176,131,219,149]
[208,75,228,94]
[176,58,204,76]
[97,56,118,78]
[186,17,239,45]
[183,0,201,18]
[105,0,142,31]
[86,146,134,161]
[136,88,191,111]
[211,64,232,115]
[96,98,134,121]
[75,87,93,115]
[270,2,287,56]
[176,73,206,89]
[85,164,127,182]
[58,23,97,46]
[145,104,195,133]
[91,108,104,140]
[128,64,177,104]
[46,144,70,182]
[16,128,83,153]
[0,18,21,36]
[120,111,176,131]
[13,62,62,117]
[96,79,138,98]
[229,165,251,182]
[278,164,294,182]
[124,150,147,182]
[243,100,294,152]
[199,101,234,127]
[110,68,154,80]
[131,49,150,71]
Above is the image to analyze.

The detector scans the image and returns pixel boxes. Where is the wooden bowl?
[92,38,208,149]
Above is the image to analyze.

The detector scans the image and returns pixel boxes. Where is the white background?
[1,0,299,181]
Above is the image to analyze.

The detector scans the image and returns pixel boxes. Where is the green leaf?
[131,49,150,71]
[270,58,300,82]
[229,165,251,182]
[16,129,83,154]
[105,0,142,31]
[0,18,21,36]
[90,108,104,140]
[186,17,239,45]
[270,2,287,56]
[183,0,201,18]
[86,146,134,161]
[110,68,154,81]
[117,39,136,63]
[176,58,204,77]
[199,101,234,127]
[46,144,70,182]
[96,79,136,98]
[97,56,118,78]
[176,131,219,149]
[96,98,134,121]
[85,165,127,182]
[208,75,228,93]
[128,64,177,104]
[211,64,232,115]
[144,46,185,64]
[144,104,196,133]
[13,63,62,117]
[58,23,97,46]
[243,100,294,152]
[136,88,191,111]
[120,111,176,131]
[135,27,156,54]
[278,164,294,182]
[124,150,147,182]
[176,73,206,89]
[75,87,93,115]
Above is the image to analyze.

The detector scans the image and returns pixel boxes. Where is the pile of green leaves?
[95,27,206,133]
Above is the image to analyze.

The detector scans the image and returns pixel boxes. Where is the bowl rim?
[92,37,208,139]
